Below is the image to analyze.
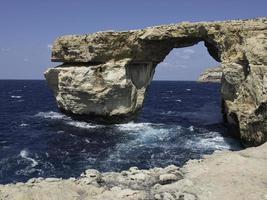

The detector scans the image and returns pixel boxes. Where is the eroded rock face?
[198,66,222,83]
[45,59,155,123]
[45,17,267,146]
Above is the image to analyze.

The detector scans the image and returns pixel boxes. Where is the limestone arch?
[45,18,267,146]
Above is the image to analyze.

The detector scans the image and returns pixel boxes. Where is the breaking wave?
[116,122,154,131]
[185,131,241,151]
[35,111,100,129]
[19,123,29,127]
[20,150,38,167]
[35,111,66,120]
[11,95,22,99]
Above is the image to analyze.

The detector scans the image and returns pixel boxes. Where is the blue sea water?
[0,80,242,184]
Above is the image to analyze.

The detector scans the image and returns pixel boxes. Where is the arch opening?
[153,41,220,81]
[141,42,223,126]
[134,42,243,167]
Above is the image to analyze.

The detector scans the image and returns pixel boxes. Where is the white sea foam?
[57,130,64,134]
[19,123,29,127]
[104,123,183,167]
[116,122,153,131]
[20,150,38,167]
[117,123,181,149]
[161,111,176,115]
[116,122,172,139]
[185,132,241,151]
[35,111,100,129]
[176,99,182,102]
[186,88,191,91]
[35,111,66,120]
[189,126,194,132]
[197,136,232,150]
[116,122,181,145]
[66,121,99,129]
[11,95,22,99]
[20,150,28,157]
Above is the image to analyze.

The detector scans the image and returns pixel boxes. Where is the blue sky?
[0,0,266,80]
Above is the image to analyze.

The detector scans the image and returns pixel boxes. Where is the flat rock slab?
[181,142,267,200]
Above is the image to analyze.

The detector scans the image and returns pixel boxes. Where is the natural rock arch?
[45,18,267,146]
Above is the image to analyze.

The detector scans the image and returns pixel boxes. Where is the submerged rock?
[45,17,267,146]
[1,142,266,200]
[198,66,222,83]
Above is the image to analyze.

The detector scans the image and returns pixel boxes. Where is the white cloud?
[179,55,191,60]
[159,60,188,68]
[23,58,30,62]
[158,47,197,68]
[0,48,11,52]
[173,51,181,56]
[165,48,195,61]
[47,44,53,50]
[179,64,188,68]
[160,62,171,67]
[183,49,195,54]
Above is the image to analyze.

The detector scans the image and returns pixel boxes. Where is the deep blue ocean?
[0,80,242,184]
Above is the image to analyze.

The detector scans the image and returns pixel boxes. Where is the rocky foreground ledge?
[1,142,266,200]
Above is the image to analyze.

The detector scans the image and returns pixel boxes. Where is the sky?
[0,0,266,80]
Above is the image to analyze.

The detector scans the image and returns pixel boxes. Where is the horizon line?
[0,78,200,82]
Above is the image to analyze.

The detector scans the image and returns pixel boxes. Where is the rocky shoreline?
[1,142,266,200]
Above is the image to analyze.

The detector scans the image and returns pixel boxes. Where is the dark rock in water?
[45,17,267,146]
[198,66,222,83]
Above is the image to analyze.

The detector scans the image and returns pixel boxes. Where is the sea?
[0,80,242,184]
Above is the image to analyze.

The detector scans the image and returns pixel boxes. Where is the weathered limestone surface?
[198,66,222,83]
[45,18,267,146]
[1,142,266,200]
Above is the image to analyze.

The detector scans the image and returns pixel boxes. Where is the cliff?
[198,66,222,83]
[45,17,267,146]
